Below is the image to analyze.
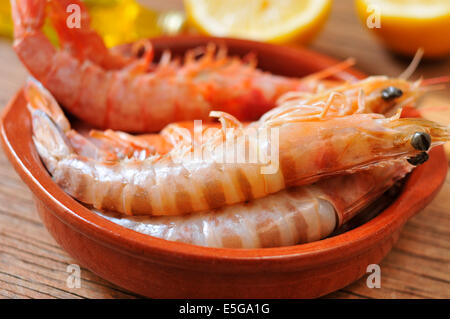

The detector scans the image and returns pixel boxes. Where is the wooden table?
[0,1,449,299]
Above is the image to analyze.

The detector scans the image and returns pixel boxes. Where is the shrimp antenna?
[414,75,449,94]
[399,48,424,80]
[419,84,447,93]
[420,75,450,89]
[302,58,356,82]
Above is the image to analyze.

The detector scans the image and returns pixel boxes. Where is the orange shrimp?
[12,0,353,132]
[27,78,450,216]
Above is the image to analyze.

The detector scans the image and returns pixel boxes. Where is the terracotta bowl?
[1,36,447,298]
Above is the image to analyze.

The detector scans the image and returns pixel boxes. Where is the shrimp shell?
[12,0,350,132]
[96,162,411,248]
[27,78,450,216]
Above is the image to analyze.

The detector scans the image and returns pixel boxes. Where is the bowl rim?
[1,36,447,271]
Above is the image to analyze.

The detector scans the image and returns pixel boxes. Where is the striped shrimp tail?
[31,109,73,174]
[26,78,73,173]
[25,77,71,131]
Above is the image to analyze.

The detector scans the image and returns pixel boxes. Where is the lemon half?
[356,0,450,58]
[185,0,332,45]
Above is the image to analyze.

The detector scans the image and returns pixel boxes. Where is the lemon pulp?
[355,0,450,58]
[185,0,332,44]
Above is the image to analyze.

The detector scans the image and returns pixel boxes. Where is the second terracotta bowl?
[1,36,447,298]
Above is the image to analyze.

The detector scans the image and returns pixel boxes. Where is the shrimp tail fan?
[31,109,73,173]
[25,78,73,173]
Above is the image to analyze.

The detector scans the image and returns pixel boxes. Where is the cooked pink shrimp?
[27,78,450,216]
[24,79,156,161]
[97,161,411,248]
[12,0,355,132]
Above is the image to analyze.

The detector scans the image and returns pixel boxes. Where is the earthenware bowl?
[1,36,447,298]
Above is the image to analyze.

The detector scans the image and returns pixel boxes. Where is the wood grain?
[0,0,449,299]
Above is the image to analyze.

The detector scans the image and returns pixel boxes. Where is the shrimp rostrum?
[27,78,450,216]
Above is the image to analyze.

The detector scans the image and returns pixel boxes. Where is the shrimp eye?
[407,152,429,166]
[411,132,431,151]
[136,45,146,58]
[381,86,403,100]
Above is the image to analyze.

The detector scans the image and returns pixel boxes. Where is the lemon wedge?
[356,0,450,58]
[184,0,331,44]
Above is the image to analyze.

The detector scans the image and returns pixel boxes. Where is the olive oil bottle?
[85,0,185,47]
[0,0,185,47]
[0,0,13,38]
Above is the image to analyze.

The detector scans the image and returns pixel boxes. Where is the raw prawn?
[82,111,412,249]
[27,79,450,216]
[12,0,352,132]
[26,83,411,248]
[97,162,411,248]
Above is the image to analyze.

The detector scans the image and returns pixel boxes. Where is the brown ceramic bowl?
[1,36,447,298]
